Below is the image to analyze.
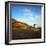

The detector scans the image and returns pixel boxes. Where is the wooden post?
[33,24,36,31]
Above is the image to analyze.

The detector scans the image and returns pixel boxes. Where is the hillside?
[12,19,32,29]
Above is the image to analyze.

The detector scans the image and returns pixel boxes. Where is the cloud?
[24,13,35,20]
[35,15,41,19]
[24,13,33,17]
[24,9,31,12]
[27,13,35,17]
[29,16,34,20]
[24,12,41,20]
[26,13,41,20]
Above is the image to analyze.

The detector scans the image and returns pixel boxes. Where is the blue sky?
[11,5,41,26]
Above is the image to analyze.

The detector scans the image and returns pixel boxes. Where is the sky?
[11,5,41,26]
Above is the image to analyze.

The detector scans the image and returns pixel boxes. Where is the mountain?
[12,19,32,29]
